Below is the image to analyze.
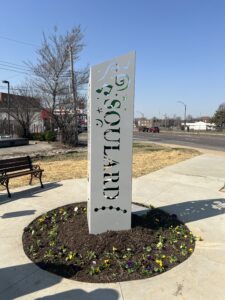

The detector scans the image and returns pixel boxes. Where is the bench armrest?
[33,164,41,170]
[0,170,6,178]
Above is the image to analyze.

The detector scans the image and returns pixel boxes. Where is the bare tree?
[29,26,88,145]
[186,114,193,121]
[0,84,41,138]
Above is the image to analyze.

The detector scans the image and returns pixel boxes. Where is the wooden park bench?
[0,156,44,198]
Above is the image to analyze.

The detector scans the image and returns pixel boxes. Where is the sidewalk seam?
[119,282,125,300]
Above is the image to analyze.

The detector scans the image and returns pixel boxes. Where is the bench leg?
[39,172,44,188]
[6,179,11,198]
[29,174,33,185]
[0,178,11,198]
[33,171,44,188]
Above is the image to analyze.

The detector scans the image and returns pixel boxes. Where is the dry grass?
[0,143,200,190]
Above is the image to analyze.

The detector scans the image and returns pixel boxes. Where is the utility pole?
[178,101,187,129]
[2,80,10,136]
[69,46,78,145]
[164,114,167,129]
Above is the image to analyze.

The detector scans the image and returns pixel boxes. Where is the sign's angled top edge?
[91,51,136,70]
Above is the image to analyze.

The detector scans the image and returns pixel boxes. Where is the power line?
[0,60,86,80]
[0,66,30,75]
[0,63,30,72]
[0,35,39,47]
[0,85,31,90]
[0,60,30,70]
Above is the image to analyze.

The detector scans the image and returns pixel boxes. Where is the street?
[133,131,225,152]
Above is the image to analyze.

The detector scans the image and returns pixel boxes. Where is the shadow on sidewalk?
[0,209,36,218]
[159,198,225,223]
[0,263,119,300]
[0,182,62,205]
[0,263,60,300]
[36,288,119,300]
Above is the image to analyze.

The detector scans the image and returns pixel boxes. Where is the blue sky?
[0,0,225,118]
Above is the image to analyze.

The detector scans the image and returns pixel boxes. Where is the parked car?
[139,126,149,132]
[78,125,83,134]
[149,126,160,133]
[142,127,149,132]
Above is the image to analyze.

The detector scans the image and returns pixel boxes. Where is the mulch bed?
[23,202,195,283]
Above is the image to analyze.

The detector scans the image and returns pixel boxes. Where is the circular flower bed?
[23,202,195,283]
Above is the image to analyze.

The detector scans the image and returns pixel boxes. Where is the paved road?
[1,132,224,156]
[133,131,225,151]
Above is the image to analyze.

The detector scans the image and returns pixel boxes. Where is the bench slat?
[0,156,32,173]
[0,159,30,168]
[4,169,43,179]
[0,164,32,173]
[0,156,31,165]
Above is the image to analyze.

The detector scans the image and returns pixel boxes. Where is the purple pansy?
[127,260,133,268]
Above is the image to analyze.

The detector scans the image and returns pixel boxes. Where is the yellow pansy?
[155,259,163,267]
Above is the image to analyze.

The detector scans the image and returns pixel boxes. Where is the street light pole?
[178,101,187,128]
[2,80,10,135]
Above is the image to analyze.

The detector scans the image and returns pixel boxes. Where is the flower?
[127,248,132,252]
[188,248,193,253]
[112,246,117,252]
[66,252,75,261]
[104,259,110,267]
[74,207,79,212]
[147,255,153,260]
[89,266,101,276]
[146,246,152,252]
[127,260,133,268]
[146,265,152,271]
[92,260,96,265]
[38,216,45,223]
[155,259,163,267]
[156,242,163,249]
[161,254,166,259]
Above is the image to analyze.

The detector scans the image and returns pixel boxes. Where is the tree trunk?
[61,124,78,146]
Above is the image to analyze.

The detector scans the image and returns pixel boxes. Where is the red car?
[149,126,160,133]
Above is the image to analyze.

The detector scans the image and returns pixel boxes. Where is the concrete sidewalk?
[0,154,225,299]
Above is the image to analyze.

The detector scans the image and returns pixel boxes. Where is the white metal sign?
[88,52,135,234]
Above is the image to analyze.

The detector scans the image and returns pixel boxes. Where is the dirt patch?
[23,202,195,283]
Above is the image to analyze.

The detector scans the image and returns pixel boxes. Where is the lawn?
[1,143,200,189]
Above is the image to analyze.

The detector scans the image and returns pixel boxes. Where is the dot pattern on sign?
[94,206,127,214]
